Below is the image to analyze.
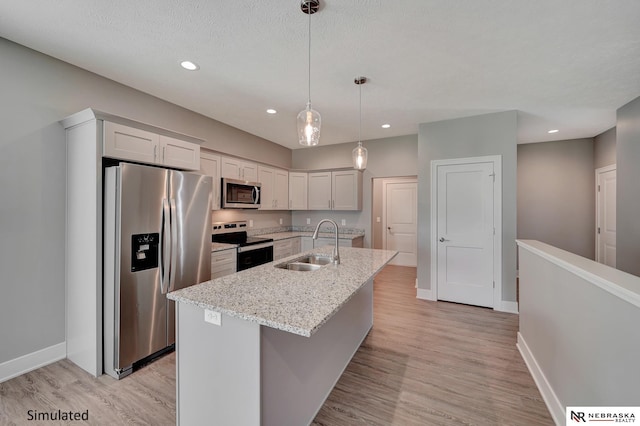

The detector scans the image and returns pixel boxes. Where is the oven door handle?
[237,242,274,253]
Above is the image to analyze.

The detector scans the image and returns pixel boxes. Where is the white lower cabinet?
[211,249,237,280]
[273,237,301,261]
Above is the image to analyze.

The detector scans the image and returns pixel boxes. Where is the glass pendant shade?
[352,142,368,170]
[297,103,321,146]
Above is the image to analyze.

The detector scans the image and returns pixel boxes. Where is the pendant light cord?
[307,4,312,106]
[358,80,362,145]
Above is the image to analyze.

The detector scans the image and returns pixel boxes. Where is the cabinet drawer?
[211,249,236,264]
[211,250,236,274]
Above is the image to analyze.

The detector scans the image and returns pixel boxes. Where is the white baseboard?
[497,301,519,314]
[416,288,436,301]
[0,342,66,384]
[516,333,563,426]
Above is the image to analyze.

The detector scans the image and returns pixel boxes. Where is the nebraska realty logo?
[567,407,638,423]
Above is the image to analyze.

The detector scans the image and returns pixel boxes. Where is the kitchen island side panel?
[261,279,374,426]
[176,302,261,426]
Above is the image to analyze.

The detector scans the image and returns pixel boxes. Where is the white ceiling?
[2,1,639,149]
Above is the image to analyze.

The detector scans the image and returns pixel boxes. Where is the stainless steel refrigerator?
[103,162,212,379]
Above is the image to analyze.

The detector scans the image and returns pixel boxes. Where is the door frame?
[382,177,418,266]
[595,164,616,265]
[430,155,502,309]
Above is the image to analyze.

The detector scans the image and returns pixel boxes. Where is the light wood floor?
[0,266,552,425]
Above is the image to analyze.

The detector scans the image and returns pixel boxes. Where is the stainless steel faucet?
[312,219,340,265]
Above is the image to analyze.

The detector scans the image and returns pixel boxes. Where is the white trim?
[0,343,66,384]
[517,332,563,426]
[595,164,616,265]
[416,288,436,301]
[497,301,519,314]
[517,240,640,309]
[430,155,503,309]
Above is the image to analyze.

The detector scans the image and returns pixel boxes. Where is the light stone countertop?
[168,246,397,337]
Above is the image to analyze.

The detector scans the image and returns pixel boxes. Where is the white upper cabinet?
[258,166,275,210]
[308,172,333,210]
[332,170,362,211]
[159,135,200,170]
[288,172,308,210]
[200,152,221,210]
[274,169,289,210]
[258,165,289,210]
[103,121,158,164]
[221,156,258,181]
[103,121,200,170]
[308,170,362,211]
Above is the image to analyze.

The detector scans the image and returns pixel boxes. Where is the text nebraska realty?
[27,409,89,421]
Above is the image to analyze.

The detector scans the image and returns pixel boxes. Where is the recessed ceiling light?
[266,109,277,114]
[381,124,391,129]
[548,129,559,134]
[180,61,199,71]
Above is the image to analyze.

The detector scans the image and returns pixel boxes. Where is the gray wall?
[594,127,616,169]
[517,139,595,260]
[0,37,291,365]
[616,96,640,277]
[417,111,518,303]
[291,135,418,248]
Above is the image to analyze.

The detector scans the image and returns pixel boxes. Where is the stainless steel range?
[212,221,274,271]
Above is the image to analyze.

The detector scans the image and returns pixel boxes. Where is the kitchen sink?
[295,254,333,265]
[278,262,322,271]
[274,254,334,272]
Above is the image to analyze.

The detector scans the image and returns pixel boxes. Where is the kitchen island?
[167,246,397,426]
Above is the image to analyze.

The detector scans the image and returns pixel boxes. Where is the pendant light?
[297,0,321,147]
[352,76,368,170]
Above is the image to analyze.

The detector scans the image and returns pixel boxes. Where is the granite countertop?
[168,247,397,337]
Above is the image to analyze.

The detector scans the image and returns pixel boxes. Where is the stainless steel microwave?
[222,178,261,209]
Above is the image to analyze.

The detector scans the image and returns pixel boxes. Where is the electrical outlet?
[204,309,221,326]
[341,219,346,226]
[279,218,283,225]
[249,219,254,227]
[376,217,381,223]
[306,218,311,225]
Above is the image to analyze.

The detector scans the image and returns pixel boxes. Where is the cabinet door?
[221,156,242,179]
[308,172,332,210]
[289,172,308,210]
[160,135,200,170]
[258,165,275,210]
[200,152,221,210]
[274,169,289,210]
[103,121,159,164]
[332,170,362,211]
[291,237,301,254]
[301,236,314,252]
[241,161,258,181]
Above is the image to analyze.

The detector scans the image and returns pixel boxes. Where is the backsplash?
[247,226,365,237]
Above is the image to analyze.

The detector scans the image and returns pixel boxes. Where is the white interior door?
[433,157,500,308]
[383,179,417,266]
[596,165,616,267]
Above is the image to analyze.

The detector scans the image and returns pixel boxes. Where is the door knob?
[439,237,449,242]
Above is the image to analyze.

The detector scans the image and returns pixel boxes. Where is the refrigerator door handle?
[169,198,178,292]
[160,199,171,294]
